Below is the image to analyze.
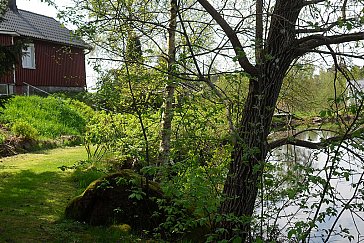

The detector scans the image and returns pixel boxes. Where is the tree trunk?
[159,0,177,165]
[218,1,304,240]
[219,66,290,240]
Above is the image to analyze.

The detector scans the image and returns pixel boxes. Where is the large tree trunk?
[219,66,291,240]
[218,1,304,240]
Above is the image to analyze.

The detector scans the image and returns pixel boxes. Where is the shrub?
[63,98,95,123]
[84,111,125,162]
[11,120,38,139]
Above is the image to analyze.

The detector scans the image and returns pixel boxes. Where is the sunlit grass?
[0,146,88,173]
[0,146,137,242]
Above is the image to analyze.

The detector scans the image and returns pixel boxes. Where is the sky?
[17,0,70,20]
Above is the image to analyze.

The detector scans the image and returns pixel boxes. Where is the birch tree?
[159,0,178,166]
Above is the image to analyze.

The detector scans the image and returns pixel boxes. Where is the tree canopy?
[59,0,364,241]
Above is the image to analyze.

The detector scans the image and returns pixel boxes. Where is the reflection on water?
[264,130,364,242]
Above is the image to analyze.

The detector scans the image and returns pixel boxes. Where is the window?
[22,44,35,69]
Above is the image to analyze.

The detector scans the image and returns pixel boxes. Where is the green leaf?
[346,22,353,30]
[319,110,327,117]
[288,229,296,239]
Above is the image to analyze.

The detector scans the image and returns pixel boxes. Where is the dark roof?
[0,8,89,49]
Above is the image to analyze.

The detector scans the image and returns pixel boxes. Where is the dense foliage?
[77,65,364,241]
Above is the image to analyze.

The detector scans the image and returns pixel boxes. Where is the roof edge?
[26,36,92,50]
[0,29,20,36]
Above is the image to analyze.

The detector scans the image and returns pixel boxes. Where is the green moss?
[65,170,164,230]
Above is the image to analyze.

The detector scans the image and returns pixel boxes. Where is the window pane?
[22,44,35,69]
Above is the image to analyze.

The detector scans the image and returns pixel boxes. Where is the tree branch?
[342,0,348,20]
[196,0,258,76]
[299,49,364,59]
[268,129,364,151]
[255,0,264,64]
[177,9,236,135]
[301,0,325,7]
[296,18,356,34]
[297,32,364,55]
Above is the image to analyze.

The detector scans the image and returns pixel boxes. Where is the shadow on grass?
[0,170,74,242]
[0,170,134,242]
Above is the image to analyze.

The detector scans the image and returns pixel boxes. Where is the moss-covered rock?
[65,169,164,231]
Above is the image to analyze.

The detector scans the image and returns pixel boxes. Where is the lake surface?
[266,130,364,242]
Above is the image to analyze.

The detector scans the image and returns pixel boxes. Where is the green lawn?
[0,147,135,242]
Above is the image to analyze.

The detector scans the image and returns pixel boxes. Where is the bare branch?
[302,49,364,60]
[196,0,258,76]
[342,0,348,20]
[177,8,236,135]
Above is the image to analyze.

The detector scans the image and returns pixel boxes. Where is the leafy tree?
[61,0,364,241]
[0,43,21,77]
[125,30,143,64]
[60,0,214,166]
[95,67,163,113]
[278,65,317,114]
[189,1,364,240]
[277,65,352,115]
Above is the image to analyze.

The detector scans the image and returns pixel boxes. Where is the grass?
[0,96,93,139]
[0,146,138,242]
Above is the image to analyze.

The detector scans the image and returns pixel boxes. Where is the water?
[264,130,364,242]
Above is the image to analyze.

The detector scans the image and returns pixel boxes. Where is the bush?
[11,120,38,139]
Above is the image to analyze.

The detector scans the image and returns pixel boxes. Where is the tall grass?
[0,96,94,139]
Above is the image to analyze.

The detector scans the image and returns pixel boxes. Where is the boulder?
[65,169,164,231]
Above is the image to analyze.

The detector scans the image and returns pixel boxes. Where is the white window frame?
[22,43,36,69]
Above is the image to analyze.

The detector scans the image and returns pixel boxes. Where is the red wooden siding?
[0,35,12,45]
[15,40,86,87]
[0,34,15,84]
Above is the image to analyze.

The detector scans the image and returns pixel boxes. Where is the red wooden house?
[0,0,90,95]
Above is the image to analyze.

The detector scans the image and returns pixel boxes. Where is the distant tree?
[125,30,143,64]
